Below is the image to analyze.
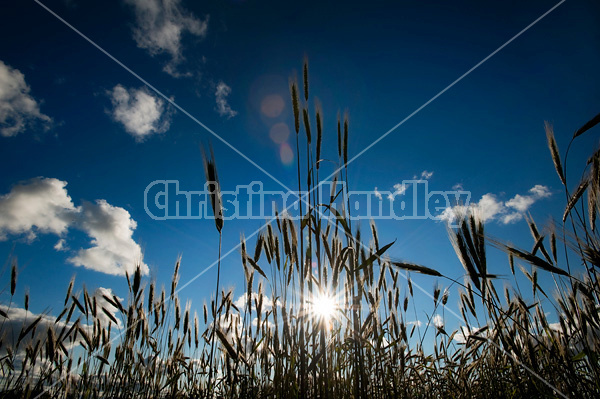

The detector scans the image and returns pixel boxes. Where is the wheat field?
[1,60,600,399]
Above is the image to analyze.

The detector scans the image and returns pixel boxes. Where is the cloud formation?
[0,60,52,137]
[69,200,148,276]
[233,292,279,310]
[439,184,551,225]
[0,177,147,276]
[385,170,434,201]
[215,81,237,119]
[125,0,208,77]
[453,325,489,344]
[387,183,407,201]
[92,287,123,328]
[0,178,76,241]
[110,84,171,139]
[407,320,423,327]
[374,187,382,200]
[0,304,84,378]
[0,288,120,375]
[420,170,433,180]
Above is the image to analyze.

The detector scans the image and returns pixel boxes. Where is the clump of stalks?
[1,61,600,398]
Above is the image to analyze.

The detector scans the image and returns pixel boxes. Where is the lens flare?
[269,122,290,144]
[260,94,285,118]
[279,142,294,165]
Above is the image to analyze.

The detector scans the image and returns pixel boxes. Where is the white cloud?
[453,327,469,344]
[453,325,489,344]
[505,185,551,213]
[69,200,148,276]
[501,212,523,224]
[505,194,535,213]
[501,185,552,224]
[54,238,67,251]
[452,183,464,191]
[407,320,422,327]
[393,183,407,195]
[252,317,274,329]
[125,0,208,77]
[0,303,91,360]
[233,292,279,310]
[215,81,237,119]
[0,305,81,377]
[110,84,171,139]
[477,194,506,221]
[439,185,552,225]
[0,178,76,241]
[439,193,504,223]
[529,184,551,198]
[0,289,118,372]
[92,287,123,328]
[0,60,52,137]
[0,177,147,276]
[374,187,382,200]
[432,314,444,329]
[388,183,407,201]
[0,305,65,352]
[421,170,433,180]
[386,170,433,201]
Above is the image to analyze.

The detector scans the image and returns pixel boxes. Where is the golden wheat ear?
[545,121,566,186]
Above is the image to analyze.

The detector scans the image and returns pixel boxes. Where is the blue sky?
[1,0,599,337]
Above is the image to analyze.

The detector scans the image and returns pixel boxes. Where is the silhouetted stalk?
[207,233,222,398]
[290,78,307,399]
[202,144,224,399]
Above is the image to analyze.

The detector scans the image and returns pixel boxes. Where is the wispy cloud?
[109,84,171,140]
[421,170,433,180]
[124,0,208,77]
[54,238,67,251]
[0,177,148,276]
[0,60,52,137]
[215,81,237,119]
[412,170,434,180]
[374,187,382,200]
[439,184,552,224]
[387,183,407,201]
[393,183,407,195]
[385,170,434,201]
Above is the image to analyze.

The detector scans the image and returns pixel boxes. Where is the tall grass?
[1,61,599,398]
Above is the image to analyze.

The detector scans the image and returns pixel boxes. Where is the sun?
[310,291,337,322]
